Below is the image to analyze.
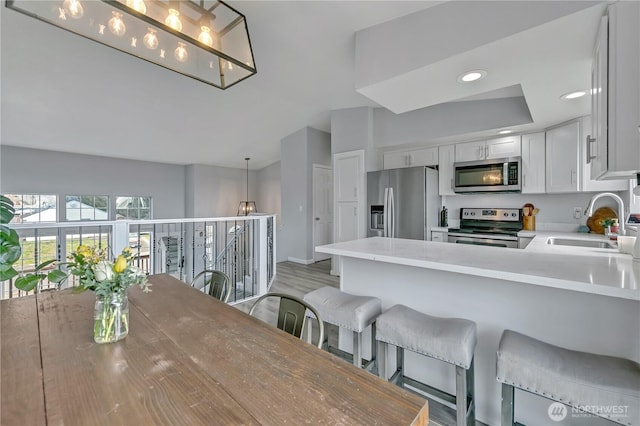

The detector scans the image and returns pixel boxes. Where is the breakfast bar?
[1,274,429,426]
[316,236,640,426]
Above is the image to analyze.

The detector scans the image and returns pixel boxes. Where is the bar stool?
[376,304,477,426]
[303,286,381,369]
[497,329,640,426]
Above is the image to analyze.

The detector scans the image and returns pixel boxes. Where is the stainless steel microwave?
[453,157,521,193]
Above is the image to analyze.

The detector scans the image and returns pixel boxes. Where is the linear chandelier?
[6,0,256,89]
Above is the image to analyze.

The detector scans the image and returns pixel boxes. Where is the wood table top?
[1,274,428,425]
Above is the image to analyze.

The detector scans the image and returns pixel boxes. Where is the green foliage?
[599,217,617,227]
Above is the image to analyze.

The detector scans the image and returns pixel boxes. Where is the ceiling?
[0,1,606,169]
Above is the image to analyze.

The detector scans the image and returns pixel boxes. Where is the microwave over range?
[453,157,521,193]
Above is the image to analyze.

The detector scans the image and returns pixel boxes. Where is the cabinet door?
[546,121,580,193]
[455,141,485,162]
[580,116,628,191]
[521,132,546,194]
[335,202,359,242]
[589,16,608,179]
[431,231,446,242]
[409,147,438,167]
[438,145,455,196]
[335,154,361,202]
[383,151,408,169]
[486,136,521,159]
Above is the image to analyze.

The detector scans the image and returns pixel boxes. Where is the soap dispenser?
[440,206,448,227]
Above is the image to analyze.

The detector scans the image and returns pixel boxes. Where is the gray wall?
[280,127,331,263]
[185,164,258,218]
[1,145,186,218]
[331,107,378,171]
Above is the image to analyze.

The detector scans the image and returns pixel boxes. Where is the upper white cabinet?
[521,132,546,194]
[588,2,640,179]
[383,147,438,169]
[580,116,628,192]
[455,136,521,162]
[334,150,363,203]
[438,145,455,196]
[546,121,580,193]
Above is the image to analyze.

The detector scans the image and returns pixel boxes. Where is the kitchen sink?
[546,237,617,249]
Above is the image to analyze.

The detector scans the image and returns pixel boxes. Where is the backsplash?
[442,192,623,231]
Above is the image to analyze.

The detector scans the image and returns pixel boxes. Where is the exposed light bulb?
[198,26,214,47]
[126,0,146,14]
[108,11,126,37]
[62,0,84,19]
[227,61,234,70]
[174,42,188,62]
[143,28,158,50]
[165,9,182,32]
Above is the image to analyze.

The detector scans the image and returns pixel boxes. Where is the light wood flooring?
[234,260,484,426]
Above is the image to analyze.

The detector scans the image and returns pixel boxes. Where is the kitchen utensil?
[523,203,534,216]
[532,208,540,216]
[586,206,617,234]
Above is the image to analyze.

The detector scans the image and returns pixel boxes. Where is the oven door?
[447,233,519,248]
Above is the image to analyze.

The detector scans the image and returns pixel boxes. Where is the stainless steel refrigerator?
[367,166,440,240]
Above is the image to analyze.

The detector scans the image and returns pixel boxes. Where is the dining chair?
[191,270,231,303]
[249,293,324,348]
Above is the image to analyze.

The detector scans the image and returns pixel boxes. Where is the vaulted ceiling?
[0,1,604,169]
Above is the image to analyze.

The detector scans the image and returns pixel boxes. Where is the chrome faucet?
[585,192,626,235]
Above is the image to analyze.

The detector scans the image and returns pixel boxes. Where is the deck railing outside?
[1,215,276,303]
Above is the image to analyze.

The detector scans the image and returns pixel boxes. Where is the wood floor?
[234,260,484,426]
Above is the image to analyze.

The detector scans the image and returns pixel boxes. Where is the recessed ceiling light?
[498,129,513,135]
[457,70,487,83]
[560,90,587,100]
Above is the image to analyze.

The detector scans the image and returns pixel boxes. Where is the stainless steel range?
[447,208,523,248]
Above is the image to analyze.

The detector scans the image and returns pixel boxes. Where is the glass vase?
[93,291,129,343]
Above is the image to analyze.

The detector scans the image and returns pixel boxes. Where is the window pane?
[3,194,57,223]
[115,196,152,220]
[65,195,108,221]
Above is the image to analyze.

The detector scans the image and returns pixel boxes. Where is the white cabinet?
[580,116,628,192]
[431,230,447,242]
[545,121,580,193]
[455,141,486,162]
[335,153,361,202]
[521,132,546,194]
[588,2,640,179]
[438,145,455,196]
[383,146,438,169]
[455,137,521,162]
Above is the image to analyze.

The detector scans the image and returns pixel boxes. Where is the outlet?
[573,207,582,219]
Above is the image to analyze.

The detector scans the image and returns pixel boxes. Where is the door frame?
[312,164,333,262]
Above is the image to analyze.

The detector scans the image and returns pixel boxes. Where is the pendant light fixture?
[7,0,256,90]
[237,158,257,216]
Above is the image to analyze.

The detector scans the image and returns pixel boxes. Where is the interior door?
[313,165,333,262]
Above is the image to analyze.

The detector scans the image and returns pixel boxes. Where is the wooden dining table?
[1,274,428,425]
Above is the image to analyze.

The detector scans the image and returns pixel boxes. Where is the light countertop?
[316,234,640,301]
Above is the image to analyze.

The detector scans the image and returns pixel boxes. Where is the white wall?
[280,127,331,263]
[1,145,186,218]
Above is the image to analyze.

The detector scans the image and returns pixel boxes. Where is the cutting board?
[586,207,617,234]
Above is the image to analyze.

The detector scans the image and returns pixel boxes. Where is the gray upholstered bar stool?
[497,329,640,426]
[303,286,381,369]
[376,304,477,426]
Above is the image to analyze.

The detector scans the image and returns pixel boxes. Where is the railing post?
[258,216,268,296]
[112,221,129,255]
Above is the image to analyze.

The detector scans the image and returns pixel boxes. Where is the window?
[3,194,57,223]
[116,196,152,220]
[65,195,109,221]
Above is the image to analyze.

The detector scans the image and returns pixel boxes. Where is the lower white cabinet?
[431,230,447,242]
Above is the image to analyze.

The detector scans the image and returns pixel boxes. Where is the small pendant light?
[237,157,257,216]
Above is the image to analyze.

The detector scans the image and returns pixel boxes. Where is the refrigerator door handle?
[389,188,396,238]
[383,188,389,237]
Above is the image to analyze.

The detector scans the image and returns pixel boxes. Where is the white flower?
[94,260,113,282]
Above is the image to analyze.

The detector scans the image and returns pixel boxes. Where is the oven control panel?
[460,208,521,222]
